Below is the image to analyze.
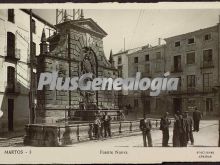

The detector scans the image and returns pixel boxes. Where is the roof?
[73,18,107,36]
[164,25,217,41]
[21,9,56,29]
[55,18,107,38]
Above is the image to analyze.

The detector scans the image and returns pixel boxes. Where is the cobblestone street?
[0,120,218,147]
[67,120,219,148]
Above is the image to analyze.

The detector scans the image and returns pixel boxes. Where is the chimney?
[158,38,161,45]
[80,9,84,19]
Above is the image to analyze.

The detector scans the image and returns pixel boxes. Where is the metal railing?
[171,65,182,73]
[24,118,174,146]
[201,61,214,69]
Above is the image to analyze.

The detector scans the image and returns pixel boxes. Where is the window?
[31,19,36,34]
[7,66,15,92]
[118,56,122,64]
[32,42,36,56]
[156,52,161,59]
[7,32,15,58]
[187,99,196,110]
[135,66,139,72]
[203,49,213,62]
[145,64,150,73]
[155,63,161,72]
[8,9,14,23]
[118,66,123,77]
[175,41,180,47]
[186,52,195,64]
[187,75,196,90]
[145,54,149,61]
[203,49,213,67]
[204,34,211,41]
[134,57,138,63]
[133,66,138,77]
[173,55,181,72]
[203,73,212,92]
[188,38,195,44]
[206,98,213,112]
[134,99,138,107]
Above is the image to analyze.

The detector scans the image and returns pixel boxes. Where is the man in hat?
[184,111,194,145]
[193,107,202,132]
[139,114,153,147]
[103,112,112,138]
[173,111,182,147]
[160,112,171,147]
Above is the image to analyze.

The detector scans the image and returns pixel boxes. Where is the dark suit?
[193,110,202,131]
[160,117,171,147]
[103,115,112,137]
[186,116,194,145]
[173,115,181,147]
[140,119,152,147]
[180,117,188,147]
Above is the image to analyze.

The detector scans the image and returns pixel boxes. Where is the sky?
[33,9,220,58]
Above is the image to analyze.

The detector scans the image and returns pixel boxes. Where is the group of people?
[140,107,202,147]
[92,112,112,140]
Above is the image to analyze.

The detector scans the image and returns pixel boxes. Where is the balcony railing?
[141,71,152,77]
[5,49,21,62]
[169,87,215,95]
[200,61,214,69]
[27,57,37,66]
[6,82,20,95]
[187,87,196,93]
[203,86,213,93]
[171,65,182,73]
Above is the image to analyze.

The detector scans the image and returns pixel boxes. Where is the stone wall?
[24,118,174,146]
[36,19,119,123]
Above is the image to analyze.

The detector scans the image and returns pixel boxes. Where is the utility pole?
[124,37,125,51]
[29,9,34,124]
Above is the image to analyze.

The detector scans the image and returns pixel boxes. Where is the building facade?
[0,9,55,132]
[165,25,220,116]
[114,24,220,118]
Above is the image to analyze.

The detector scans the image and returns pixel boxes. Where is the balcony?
[5,49,21,63]
[169,87,204,95]
[200,61,214,69]
[141,72,152,78]
[203,86,214,93]
[171,65,182,73]
[168,86,181,95]
[187,87,196,93]
[6,82,20,95]
[27,57,37,66]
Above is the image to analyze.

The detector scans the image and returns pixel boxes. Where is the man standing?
[139,115,153,147]
[160,112,171,147]
[93,115,101,140]
[185,111,194,145]
[173,111,182,147]
[103,112,112,138]
[180,112,189,147]
[193,107,202,132]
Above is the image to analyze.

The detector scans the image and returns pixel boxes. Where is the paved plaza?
[68,120,219,147]
[0,120,218,147]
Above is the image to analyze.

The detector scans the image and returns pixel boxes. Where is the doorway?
[8,99,14,131]
[173,98,182,114]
